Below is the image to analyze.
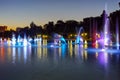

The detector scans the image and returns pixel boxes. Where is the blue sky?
[0,0,119,29]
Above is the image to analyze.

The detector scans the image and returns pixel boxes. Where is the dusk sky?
[0,0,119,29]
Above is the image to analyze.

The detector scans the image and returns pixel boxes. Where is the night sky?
[0,0,119,29]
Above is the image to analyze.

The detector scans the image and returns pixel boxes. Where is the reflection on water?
[12,47,16,64]
[0,40,120,80]
[0,47,5,63]
[0,40,120,64]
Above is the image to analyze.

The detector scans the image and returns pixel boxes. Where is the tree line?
[0,20,83,39]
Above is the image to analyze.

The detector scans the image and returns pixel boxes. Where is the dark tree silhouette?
[44,21,54,35]
[54,20,65,34]
[65,20,79,34]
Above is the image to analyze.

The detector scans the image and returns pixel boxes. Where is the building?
[110,10,120,41]
[0,26,7,32]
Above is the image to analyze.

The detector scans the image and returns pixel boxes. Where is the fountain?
[95,4,120,50]
[75,36,83,44]
[60,36,67,44]
[46,33,67,48]
[97,4,111,48]
[103,7,110,47]
[53,33,66,45]
[0,38,2,43]
[11,34,16,46]
[11,34,31,46]
[23,34,29,46]
[116,17,119,49]
[17,35,22,45]
[28,37,33,42]
[75,27,83,44]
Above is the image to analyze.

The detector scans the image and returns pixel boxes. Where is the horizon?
[0,0,120,30]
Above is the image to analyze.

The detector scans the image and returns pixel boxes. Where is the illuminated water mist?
[103,7,110,47]
[11,34,16,46]
[0,38,2,43]
[10,34,32,46]
[116,18,119,49]
[60,36,66,44]
[53,33,66,45]
[17,35,22,45]
[75,27,83,44]
[23,34,28,46]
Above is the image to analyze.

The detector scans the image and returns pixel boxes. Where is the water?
[75,27,84,44]
[53,33,66,44]
[0,40,120,80]
[11,34,16,46]
[116,17,119,49]
[103,8,110,47]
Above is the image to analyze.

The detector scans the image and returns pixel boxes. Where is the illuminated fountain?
[47,33,66,47]
[23,34,30,46]
[17,35,22,45]
[33,37,37,44]
[75,36,83,44]
[75,27,83,44]
[35,36,42,46]
[88,5,120,52]
[34,37,42,42]
[7,38,11,46]
[0,38,2,44]
[97,6,110,48]
[28,37,33,42]
[60,36,67,44]
[103,9,110,47]
[116,18,119,49]
[11,34,31,46]
[53,33,66,45]
[11,34,16,46]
